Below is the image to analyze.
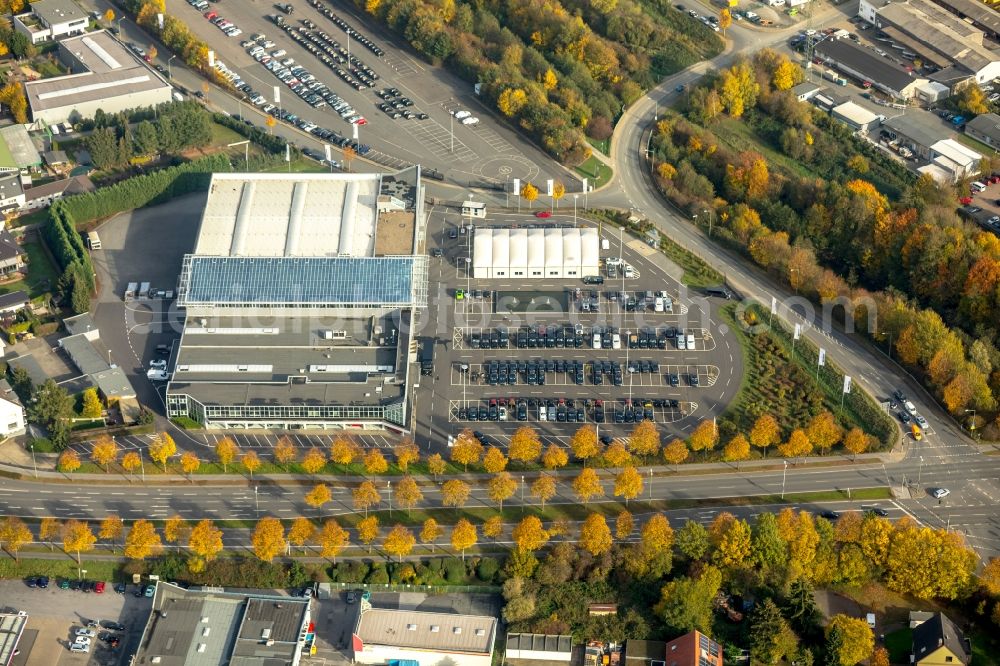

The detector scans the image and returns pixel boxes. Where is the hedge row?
[58,153,231,224]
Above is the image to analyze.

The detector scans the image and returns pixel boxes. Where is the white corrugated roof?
[527,228,545,269]
[473,229,492,270]
[509,228,528,270]
[355,608,496,654]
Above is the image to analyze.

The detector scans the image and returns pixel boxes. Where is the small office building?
[13,0,88,45]
[831,101,882,132]
[0,378,26,438]
[461,201,486,218]
[929,139,983,180]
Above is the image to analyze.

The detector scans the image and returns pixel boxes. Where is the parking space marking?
[471,125,514,153]
[381,52,421,77]
[406,116,478,162]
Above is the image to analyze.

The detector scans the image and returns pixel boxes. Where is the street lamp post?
[254,485,259,516]
[918,456,924,485]
[648,469,652,500]
[167,54,176,79]
[965,409,977,437]
[881,330,893,359]
[29,443,36,478]
[116,17,124,35]
[465,257,471,303]
[521,475,525,503]
[228,140,250,172]
[387,481,393,517]
[573,193,578,227]
[781,460,788,499]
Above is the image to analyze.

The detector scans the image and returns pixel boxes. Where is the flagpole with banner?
[816,347,825,384]
[792,323,801,353]
[841,375,851,412]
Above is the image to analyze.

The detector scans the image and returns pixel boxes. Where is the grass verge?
[0,557,121,582]
[657,233,724,287]
[574,155,613,188]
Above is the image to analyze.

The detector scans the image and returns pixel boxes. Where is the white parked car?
[904,400,917,414]
[75,629,96,638]
[932,488,950,499]
[612,333,622,350]
[147,369,169,382]
[452,110,471,119]
[461,116,480,125]
[686,333,696,349]
[677,333,687,350]
[70,643,90,653]
[149,359,167,370]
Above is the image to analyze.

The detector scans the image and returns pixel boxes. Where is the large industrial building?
[472,227,600,279]
[166,169,428,431]
[24,30,173,125]
[352,607,497,666]
[858,0,1000,88]
[133,583,314,666]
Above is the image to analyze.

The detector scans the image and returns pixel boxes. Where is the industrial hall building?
[166,168,428,431]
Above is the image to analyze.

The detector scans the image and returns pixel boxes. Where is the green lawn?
[260,156,327,173]
[0,557,122,583]
[11,209,50,228]
[587,136,610,156]
[574,155,613,189]
[0,129,14,170]
[972,632,1000,666]
[1,240,60,299]
[884,627,911,663]
[208,121,248,148]
[956,132,998,157]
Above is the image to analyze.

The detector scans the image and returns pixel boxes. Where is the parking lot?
[1,579,151,666]
[89,194,202,413]
[959,176,1000,235]
[411,206,744,448]
[168,0,557,187]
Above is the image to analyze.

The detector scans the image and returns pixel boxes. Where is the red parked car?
[535,210,551,218]
[959,196,973,205]
[94,581,105,593]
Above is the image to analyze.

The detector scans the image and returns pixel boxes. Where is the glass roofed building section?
[178,255,428,309]
[166,168,428,431]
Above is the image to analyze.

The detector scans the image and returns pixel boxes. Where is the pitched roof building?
[663,631,723,666]
[912,613,969,665]
[965,112,1000,149]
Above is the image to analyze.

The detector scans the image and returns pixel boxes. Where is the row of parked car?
[465,324,695,351]
[294,24,380,90]
[307,0,386,57]
[203,9,243,38]
[458,397,683,424]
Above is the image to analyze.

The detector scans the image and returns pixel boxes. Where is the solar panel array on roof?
[181,255,418,306]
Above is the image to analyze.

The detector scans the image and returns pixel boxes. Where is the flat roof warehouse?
[24,30,169,113]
